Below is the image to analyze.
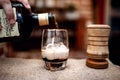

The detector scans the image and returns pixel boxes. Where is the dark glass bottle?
[0,1,56,42]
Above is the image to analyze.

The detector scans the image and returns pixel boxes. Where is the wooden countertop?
[0,58,120,80]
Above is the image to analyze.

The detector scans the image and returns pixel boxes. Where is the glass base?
[44,61,67,71]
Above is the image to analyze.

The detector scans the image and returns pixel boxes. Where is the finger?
[21,0,31,9]
[2,0,15,25]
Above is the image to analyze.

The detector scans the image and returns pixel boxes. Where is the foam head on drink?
[41,42,69,62]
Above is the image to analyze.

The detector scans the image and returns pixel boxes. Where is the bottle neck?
[48,13,56,27]
[37,13,49,26]
[37,13,56,27]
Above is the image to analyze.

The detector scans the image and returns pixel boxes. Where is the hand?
[0,0,31,57]
[0,0,31,25]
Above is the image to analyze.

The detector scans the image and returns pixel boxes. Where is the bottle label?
[0,8,20,38]
[38,13,49,26]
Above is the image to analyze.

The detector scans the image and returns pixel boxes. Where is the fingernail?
[9,19,16,25]
[25,3,31,9]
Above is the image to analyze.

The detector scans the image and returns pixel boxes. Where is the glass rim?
[43,29,68,32]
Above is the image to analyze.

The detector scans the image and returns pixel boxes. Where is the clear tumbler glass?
[41,29,69,71]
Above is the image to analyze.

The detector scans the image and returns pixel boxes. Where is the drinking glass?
[41,29,69,71]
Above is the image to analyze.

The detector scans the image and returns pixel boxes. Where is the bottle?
[0,1,57,42]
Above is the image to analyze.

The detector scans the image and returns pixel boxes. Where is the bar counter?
[0,58,120,80]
